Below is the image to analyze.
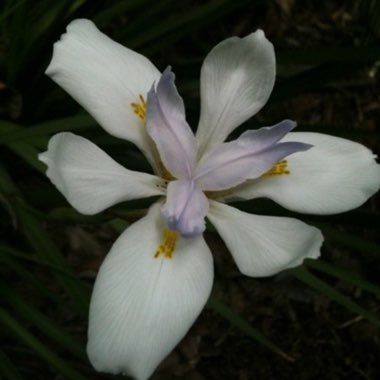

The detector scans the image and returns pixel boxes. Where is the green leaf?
[0,114,95,144]
[0,350,24,380]
[0,248,59,302]
[15,202,90,317]
[290,267,380,328]
[207,297,294,361]
[8,141,46,172]
[320,225,380,259]
[121,0,251,51]
[0,308,87,380]
[277,46,380,64]
[0,164,90,317]
[306,259,380,296]
[0,282,87,361]
[0,244,79,279]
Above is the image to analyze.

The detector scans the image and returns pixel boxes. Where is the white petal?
[230,133,380,214]
[46,19,160,161]
[39,132,164,215]
[87,203,213,380]
[196,30,275,157]
[208,201,323,277]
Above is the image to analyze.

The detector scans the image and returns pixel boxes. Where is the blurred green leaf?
[207,297,294,361]
[306,259,380,296]
[320,225,380,259]
[0,164,90,317]
[15,202,90,317]
[291,267,380,328]
[0,114,95,144]
[277,46,380,64]
[0,350,24,380]
[121,0,251,51]
[0,282,87,361]
[0,248,59,302]
[0,308,87,380]
[93,0,153,26]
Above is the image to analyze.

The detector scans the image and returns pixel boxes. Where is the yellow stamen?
[264,160,290,176]
[130,94,146,124]
[131,95,175,181]
[154,229,179,259]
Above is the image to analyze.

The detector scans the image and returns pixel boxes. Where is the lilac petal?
[194,122,312,191]
[237,120,296,151]
[147,67,197,180]
[161,180,209,238]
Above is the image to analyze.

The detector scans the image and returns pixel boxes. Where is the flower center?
[154,228,179,259]
[131,95,146,124]
[264,160,290,176]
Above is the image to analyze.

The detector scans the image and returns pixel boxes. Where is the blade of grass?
[8,141,45,173]
[290,267,380,328]
[15,202,90,317]
[122,0,251,50]
[0,250,60,302]
[0,0,27,24]
[0,308,87,380]
[0,244,79,278]
[305,259,380,296]
[207,297,294,361]
[0,350,24,380]
[0,114,95,144]
[0,164,90,317]
[271,64,361,102]
[277,46,380,64]
[93,0,153,26]
[0,120,46,172]
[0,282,87,361]
[319,225,380,259]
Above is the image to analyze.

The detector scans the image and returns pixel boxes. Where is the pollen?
[154,229,179,259]
[264,160,290,176]
[130,94,146,124]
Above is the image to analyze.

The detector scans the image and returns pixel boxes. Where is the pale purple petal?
[194,122,312,191]
[161,180,209,238]
[146,67,197,179]
[237,120,296,150]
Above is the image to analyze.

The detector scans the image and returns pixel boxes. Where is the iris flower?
[39,19,380,380]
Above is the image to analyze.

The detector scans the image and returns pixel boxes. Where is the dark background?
[0,1,379,379]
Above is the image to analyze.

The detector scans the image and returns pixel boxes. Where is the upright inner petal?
[196,30,276,156]
[146,67,197,180]
[161,179,209,238]
[194,121,312,191]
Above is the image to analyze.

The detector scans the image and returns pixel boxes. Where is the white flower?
[39,19,380,380]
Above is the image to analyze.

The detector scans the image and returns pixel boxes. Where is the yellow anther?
[264,160,290,176]
[154,229,179,259]
[130,94,147,124]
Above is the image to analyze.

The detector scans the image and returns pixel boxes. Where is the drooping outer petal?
[87,203,213,380]
[161,179,209,237]
[208,201,323,277]
[195,120,311,191]
[230,132,380,214]
[38,132,165,215]
[45,19,160,162]
[147,68,197,179]
[196,30,276,157]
